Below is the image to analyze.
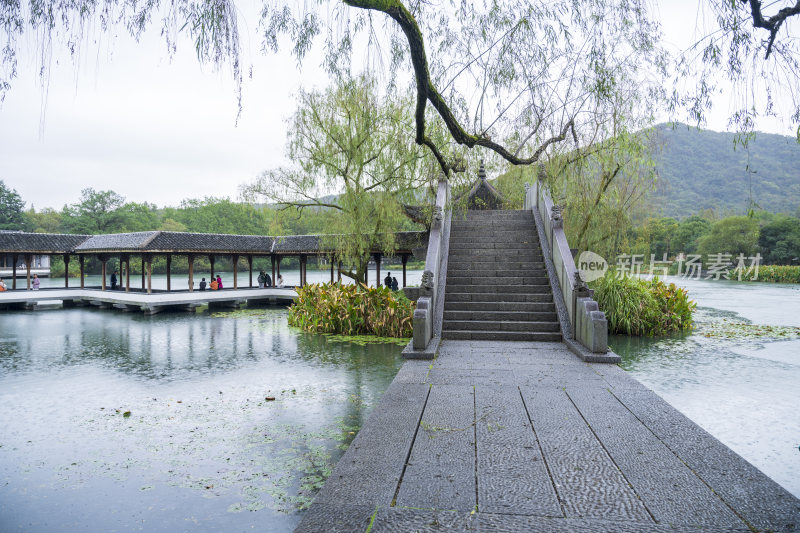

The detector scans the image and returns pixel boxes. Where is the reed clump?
[288,283,414,338]
[591,272,696,336]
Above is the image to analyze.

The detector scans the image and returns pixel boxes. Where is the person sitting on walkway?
[391,276,399,291]
[257,271,266,288]
[32,273,41,291]
[199,277,207,291]
[276,274,284,288]
[210,278,219,290]
[384,272,392,288]
[216,275,223,289]
[0,278,8,291]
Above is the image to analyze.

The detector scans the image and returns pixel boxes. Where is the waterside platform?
[0,287,297,314]
[297,340,800,532]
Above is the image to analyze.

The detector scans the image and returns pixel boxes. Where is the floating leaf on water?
[265,397,276,401]
[123,411,131,418]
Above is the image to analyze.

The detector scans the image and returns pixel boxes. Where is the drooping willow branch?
[343,0,574,175]
[742,0,800,58]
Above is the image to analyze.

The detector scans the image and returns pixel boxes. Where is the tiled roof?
[146,232,274,253]
[4,230,427,255]
[272,234,322,253]
[74,232,159,251]
[0,232,91,252]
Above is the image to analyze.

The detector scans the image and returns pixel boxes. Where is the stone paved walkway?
[296,340,800,532]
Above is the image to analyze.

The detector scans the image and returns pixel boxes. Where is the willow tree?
[2,0,797,172]
[242,75,435,283]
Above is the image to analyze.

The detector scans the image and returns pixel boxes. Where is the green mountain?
[651,123,800,218]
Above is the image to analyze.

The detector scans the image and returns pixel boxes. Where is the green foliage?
[24,207,62,233]
[61,188,127,234]
[758,215,800,265]
[672,215,712,254]
[651,124,800,218]
[167,197,273,235]
[592,272,695,336]
[0,180,27,230]
[697,216,759,260]
[740,265,800,284]
[244,75,431,284]
[288,283,414,338]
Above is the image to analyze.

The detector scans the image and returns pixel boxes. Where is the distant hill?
[651,123,800,218]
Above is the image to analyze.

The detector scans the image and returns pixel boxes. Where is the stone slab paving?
[0,287,297,307]
[296,340,800,532]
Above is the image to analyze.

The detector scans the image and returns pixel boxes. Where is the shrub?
[288,283,415,338]
[741,265,800,284]
[591,272,695,336]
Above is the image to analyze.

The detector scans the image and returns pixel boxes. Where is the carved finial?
[421,270,434,291]
[432,206,443,223]
[574,270,590,295]
[551,205,563,229]
[478,159,486,180]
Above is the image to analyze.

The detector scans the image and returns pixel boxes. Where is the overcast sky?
[0,0,796,211]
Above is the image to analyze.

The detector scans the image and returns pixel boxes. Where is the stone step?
[443,319,560,332]
[446,267,547,277]
[459,210,532,219]
[447,262,546,273]
[446,276,549,286]
[449,228,537,238]
[445,292,554,303]
[449,241,538,250]
[445,284,552,294]
[444,301,555,312]
[443,310,557,322]
[441,330,563,342]
[448,235,539,245]
[450,222,535,231]
[448,248,543,258]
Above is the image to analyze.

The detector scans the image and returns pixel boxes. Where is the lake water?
[0,307,405,532]
[1,274,798,532]
[611,276,800,499]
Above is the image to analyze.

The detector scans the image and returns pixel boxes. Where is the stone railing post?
[528,178,612,359]
[404,178,450,359]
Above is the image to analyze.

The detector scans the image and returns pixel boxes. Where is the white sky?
[0,0,796,210]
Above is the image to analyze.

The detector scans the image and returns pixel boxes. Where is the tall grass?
[591,272,695,336]
[741,265,800,283]
[288,283,415,338]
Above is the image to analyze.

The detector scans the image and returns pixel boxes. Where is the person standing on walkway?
[384,272,392,288]
[32,274,40,290]
[216,275,223,289]
[258,271,266,288]
[110,270,118,290]
[391,276,398,291]
[265,272,272,287]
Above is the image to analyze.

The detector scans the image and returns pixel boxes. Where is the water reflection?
[0,307,404,532]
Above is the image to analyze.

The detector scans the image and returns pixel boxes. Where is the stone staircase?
[442,209,562,342]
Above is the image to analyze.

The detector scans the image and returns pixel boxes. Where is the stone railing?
[403,178,450,359]
[525,181,615,360]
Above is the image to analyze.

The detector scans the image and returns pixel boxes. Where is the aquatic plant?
[288,283,414,338]
[740,265,800,284]
[592,271,696,336]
